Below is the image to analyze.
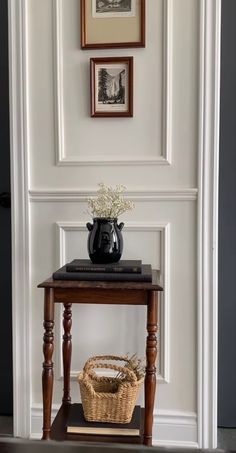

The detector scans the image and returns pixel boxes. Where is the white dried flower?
[87,183,135,219]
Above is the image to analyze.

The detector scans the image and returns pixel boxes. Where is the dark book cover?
[66,404,141,436]
[66,259,142,274]
[52,264,152,282]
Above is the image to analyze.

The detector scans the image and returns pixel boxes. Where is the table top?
[38,270,163,291]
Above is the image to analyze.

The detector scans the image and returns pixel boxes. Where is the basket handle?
[84,354,129,369]
[83,355,137,382]
[85,362,137,383]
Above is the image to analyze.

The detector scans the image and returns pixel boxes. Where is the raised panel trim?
[52,0,173,166]
[29,188,198,202]
[55,221,170,384]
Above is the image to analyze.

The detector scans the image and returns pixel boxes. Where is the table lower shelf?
[50,404,144,444]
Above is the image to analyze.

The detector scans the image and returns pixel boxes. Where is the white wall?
[9,0,221,447]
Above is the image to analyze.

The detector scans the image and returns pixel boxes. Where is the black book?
[52,264,152,282]
[66,403,141,436]
[66,259,142,274]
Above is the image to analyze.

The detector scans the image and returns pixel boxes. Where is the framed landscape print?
[90,57,133,117]
[81,0,145,49]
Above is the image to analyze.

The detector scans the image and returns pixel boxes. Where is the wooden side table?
[38,271,163,446]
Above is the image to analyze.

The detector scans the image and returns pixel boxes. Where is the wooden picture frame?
[90,56,133,117]
[81,0,145,49]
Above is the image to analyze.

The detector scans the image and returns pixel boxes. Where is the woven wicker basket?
[78,355,144,424]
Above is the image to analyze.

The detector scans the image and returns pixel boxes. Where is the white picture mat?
[95,63,129,112]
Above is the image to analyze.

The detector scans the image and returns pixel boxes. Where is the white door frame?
[8,0,31,437]
[8,0,221,446]
[197,0,221,448]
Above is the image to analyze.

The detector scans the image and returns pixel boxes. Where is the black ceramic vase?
[86,217,124,264]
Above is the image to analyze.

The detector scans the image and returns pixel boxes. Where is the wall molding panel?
[162,0,173,166]
[52,0,173,166]
[9,0,221,446]
[29,188,198,202]
[55,221,170,384]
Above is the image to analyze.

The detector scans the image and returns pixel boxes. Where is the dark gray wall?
[218,0,236,427]
[0,0,13,415]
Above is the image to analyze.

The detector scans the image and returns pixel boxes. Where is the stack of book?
[52,259,152,282]
[66,403,141,438]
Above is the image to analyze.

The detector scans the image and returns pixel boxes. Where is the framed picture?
[90,57,133,117]
[81,0,145,49]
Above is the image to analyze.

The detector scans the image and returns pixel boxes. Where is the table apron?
[53,288,149,305]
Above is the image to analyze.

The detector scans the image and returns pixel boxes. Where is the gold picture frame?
[81,0,145,49]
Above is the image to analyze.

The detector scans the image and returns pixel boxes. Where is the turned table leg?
[42,288,54,440]
[62,303,72,405]
[144,290,158,446]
